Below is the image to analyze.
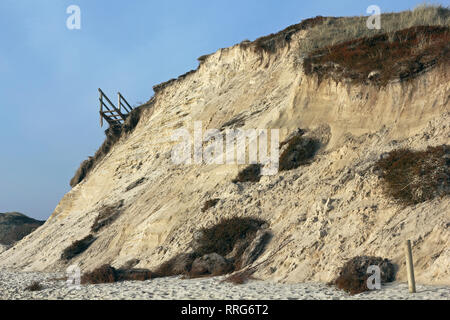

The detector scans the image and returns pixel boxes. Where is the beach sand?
[0,270,448,300]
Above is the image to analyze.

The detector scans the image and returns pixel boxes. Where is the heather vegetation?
[298,5,450,85]
[232,164,262,183]
[333,256,396,295]
[241,5,450,59]
[375,145,449,205]
[299,5,449,54]
[303,25,449,85]
[154,217,270,279]
[279,135,320,171]
[81,265,153,284]
[194,217,266,257]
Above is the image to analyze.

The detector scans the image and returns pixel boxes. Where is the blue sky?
[0,0,446,220]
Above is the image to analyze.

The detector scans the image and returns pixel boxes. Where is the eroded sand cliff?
[1,20,448,285]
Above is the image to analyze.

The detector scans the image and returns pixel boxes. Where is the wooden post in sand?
[405,240,416,293]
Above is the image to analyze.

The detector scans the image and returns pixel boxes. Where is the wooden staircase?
[98,88,133,127]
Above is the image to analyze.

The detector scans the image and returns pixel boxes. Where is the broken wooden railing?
[98,88,133,127]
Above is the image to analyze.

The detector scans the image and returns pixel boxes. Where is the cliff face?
[1,23,448,285]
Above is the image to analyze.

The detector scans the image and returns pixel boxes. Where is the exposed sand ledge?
[0,270,448,300]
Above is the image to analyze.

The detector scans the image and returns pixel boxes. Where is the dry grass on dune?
[247,16,327,53]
